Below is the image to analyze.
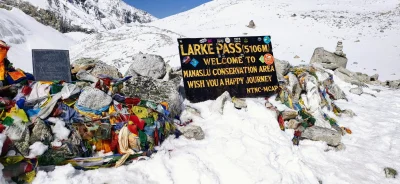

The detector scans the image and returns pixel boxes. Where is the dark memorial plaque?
[178,36,279,103]
[32,49,72,82]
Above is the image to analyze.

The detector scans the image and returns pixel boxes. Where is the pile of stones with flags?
[265,63,354,149]
[0,41,187,183]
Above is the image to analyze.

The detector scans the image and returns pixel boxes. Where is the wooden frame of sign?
[177,36,279,103]
[32,49,72,82]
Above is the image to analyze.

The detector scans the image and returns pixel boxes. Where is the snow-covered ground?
[1,0,400,183]
[0,8,75,73]
[31,74,400,184]
[149,0,400,81]
[71,0,400,81]
[69,24,184,74]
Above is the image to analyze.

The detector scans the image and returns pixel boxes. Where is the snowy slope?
[1,0,399,183]
[0,8,75,73]
[19,0,157,32]
[150,0,400,81]
[69,24,184,74]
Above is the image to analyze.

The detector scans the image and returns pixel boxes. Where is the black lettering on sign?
[178,36,278,102]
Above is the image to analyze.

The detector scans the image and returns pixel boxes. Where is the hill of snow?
[0,7,75,73]
[17,0,157,32]
[150,0,400,81]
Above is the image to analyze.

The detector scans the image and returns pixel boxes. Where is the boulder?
[354,72,369,83]
[72,58,122,78]
[122,76,182,118]
[76,87,112,111]
[176,125,205,140]
[275,59,291,77]
[310,47,348,70]
[334,67,368,87]
[125,53,166,79]
[301,126,342,146]
[370,74,379,81]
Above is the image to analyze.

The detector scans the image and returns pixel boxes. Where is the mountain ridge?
[0,0,157,33]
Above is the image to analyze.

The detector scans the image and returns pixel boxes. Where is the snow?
[28,142,48,158]
[1,0,400,183]
[64,32,91,42]
[150,0,400,81]
[31,82,400,184]
[0,8,75,73]
[23,0,49,9]
[48,117,71,141]
[69,24,184,74]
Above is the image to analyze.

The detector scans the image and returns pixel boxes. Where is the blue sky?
[123,0,210,18]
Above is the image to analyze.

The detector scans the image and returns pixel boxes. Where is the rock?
[349,87,363,95]
[291,14,297,17]
[370,74,379,81]
[355,40,360,42]
[286,119,300,129]
[334,67,368,87]
[372,89,381,93]
[122,76,182,117]
[247,20,256,28]
[125,53,166,79]
[384,167,397,178]
[282,109,298,120]
[177,125,205,140]
[301,126,342,146]
[354,72,369,83]
[211,91,231,114]
[76,70,98,83]
[326,84,347,100]
[385,80,400,89]
[353,62,358,64]
[232,97,247,109]
[76,87,112,111]
[72,58,122,78]
[275,59,291,76]
[294,55,300,59]
[310,47,348,70]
